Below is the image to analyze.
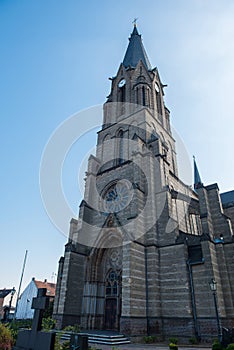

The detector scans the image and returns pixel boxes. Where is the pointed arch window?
[105,270,121,297]
[142,86,146,106]
[155,82,162,116]
[117,79,126,116]
[117,130,124,165]
[118,79,126,102]
[136,87,139,105]
[119,85,126,103]
[168,141,176,174]
[102,133,110,161]
[147,88,151,108]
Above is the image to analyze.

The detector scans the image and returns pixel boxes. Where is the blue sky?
[1,0,234,292]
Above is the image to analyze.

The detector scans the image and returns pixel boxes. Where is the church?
[53,25,234,341]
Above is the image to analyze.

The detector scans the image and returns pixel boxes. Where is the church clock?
[118,79,126,88]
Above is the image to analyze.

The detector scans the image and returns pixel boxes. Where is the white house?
[15,278,56,319]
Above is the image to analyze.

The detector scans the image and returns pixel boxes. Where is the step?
[88,337,130,345]
[59,331,130,345]
[89,340,131,345]
[85,332,130,345]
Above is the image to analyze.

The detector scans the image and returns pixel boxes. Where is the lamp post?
[209,278,222,343]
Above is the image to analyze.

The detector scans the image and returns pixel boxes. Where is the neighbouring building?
[15,278,56,319]
[0,288,16,321]
[53,25,234,341]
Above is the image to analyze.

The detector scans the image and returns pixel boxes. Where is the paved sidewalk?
[89,343,211,350]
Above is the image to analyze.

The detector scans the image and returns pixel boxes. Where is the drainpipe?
[145,246,150,335]
[187,260,201,341]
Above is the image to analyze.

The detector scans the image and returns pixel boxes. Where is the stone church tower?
[53,25,234,340]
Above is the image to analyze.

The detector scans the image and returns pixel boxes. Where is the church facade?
[53,25,234,341]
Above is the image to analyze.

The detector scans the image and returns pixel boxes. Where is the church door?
[104,270,121,330]
[105,298,117,330]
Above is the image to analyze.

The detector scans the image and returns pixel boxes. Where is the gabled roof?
[0,289,12,299]
[221,190,234,205]
[34,280,56,297]
[123,25,151,70]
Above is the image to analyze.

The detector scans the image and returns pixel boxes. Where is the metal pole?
[213,291,222,343]
[14,250,28,320]
[8,287,15,321]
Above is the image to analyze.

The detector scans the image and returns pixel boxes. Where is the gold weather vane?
[133,18,138,27]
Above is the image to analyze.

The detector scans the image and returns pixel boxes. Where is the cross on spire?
[132,18,138,27]
[123,22,151,70]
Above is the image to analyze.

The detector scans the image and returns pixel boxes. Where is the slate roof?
[34,280,56,297]
[123,26,151,70]
[0,289,12,299]
[221,190,234,205]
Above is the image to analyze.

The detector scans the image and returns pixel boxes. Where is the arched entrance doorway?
[104,269,122,330]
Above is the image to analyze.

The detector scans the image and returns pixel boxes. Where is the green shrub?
[227,344,234,350]
[169,337,178,345]
[212,341,223,350]
[61,341,70,350]
[63,324,80,333]
[6,320,33,345]
[43,300,54,319]
[0,323,14,350]
[143,335,156,343]
[213,339,220,343]
[7,321,18,344]
[42,316,56,331]
[54,325,80,350]
[189,337,199,345]
[169,343,178,350]
[54,333,62,350]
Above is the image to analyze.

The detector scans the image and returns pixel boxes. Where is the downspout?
[187,260,201,341]
[145,246,150,335]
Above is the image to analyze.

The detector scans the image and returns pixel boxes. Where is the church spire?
[123,25,151,70]
[193,156,203,190]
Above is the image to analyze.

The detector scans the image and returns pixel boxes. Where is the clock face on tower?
[118,79,126,88]
[103,180,133,213]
